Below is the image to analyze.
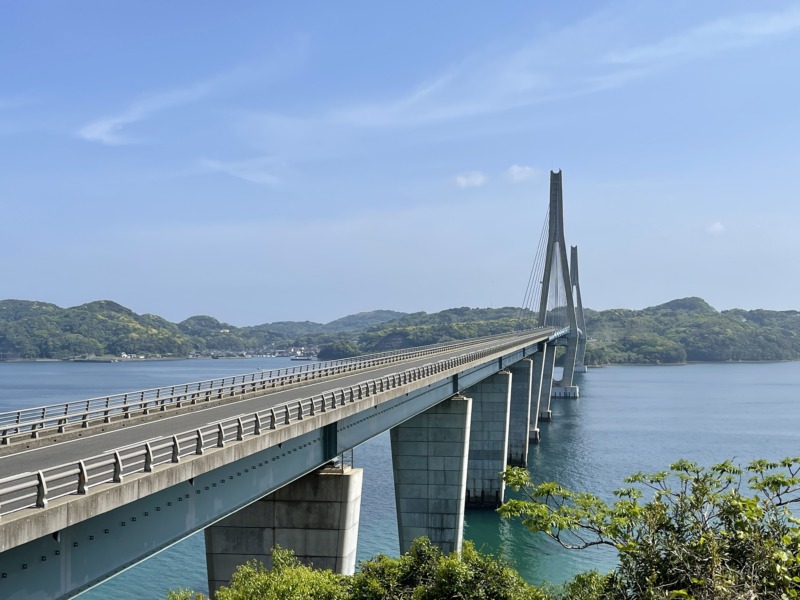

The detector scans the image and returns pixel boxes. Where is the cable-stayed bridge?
[0,171,587,599]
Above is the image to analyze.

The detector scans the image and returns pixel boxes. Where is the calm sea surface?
[1,359,799,598]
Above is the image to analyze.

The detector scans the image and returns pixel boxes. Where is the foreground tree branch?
[500,458,800,599]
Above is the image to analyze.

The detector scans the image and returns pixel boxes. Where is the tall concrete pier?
[528,344,547,441]
[465,371,512,508]
[205,465,363,594]
[390,394,472,554]
[507,359,533,465]
[537,344,556,421]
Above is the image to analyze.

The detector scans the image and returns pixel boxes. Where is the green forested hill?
[1,297,798,363]
[323,310,406,333]
[0,299,194,359]
[352,299,800,364]
[0,300,405,359]
[586,297,800,364]
[357,307,535,351]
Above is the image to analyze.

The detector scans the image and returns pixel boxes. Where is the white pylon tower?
[537,170,580,391]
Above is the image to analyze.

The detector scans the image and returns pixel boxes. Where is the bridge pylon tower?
[571,245,588,373]
[537,170,580,397]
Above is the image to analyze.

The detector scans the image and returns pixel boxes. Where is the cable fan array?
[516,206,570,331]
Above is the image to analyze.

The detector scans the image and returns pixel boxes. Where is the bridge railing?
[0,330,546,518]
[0,332,533,446]
[548,326,571,341]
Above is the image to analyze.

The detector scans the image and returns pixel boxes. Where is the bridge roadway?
[0,328,561,599]
[0,331,549,480]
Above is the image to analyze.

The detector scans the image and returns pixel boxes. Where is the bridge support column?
[529,345,547,442]
[507,359,533,466]
[556,335,579,386]
[465,371,511,508]
[390,394,471,554]
[205,465,363,595]
[552,338,580,399]
[538,344,556,421]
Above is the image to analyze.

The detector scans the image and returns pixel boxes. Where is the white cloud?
[78,80,219,145]
[506,164,539,182]
[250,6,800,142]
[606,6,800,67]
[78,37,309,146]
[199,157,283,186]
[706,221,725,235]
[455,171,487,188]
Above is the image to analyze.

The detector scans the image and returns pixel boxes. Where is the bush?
[500,458,800,599]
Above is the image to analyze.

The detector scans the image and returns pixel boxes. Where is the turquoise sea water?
[1,359,799,598]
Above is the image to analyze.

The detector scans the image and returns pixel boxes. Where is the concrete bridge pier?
[465,371,512,508]
[507,359,533,466]
[529,345,547,442]
[390,394,472,554]
[538,344,556,422]
[552,337,580,399]
[205,465,363,595]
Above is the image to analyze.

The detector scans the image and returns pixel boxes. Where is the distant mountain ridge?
[1,297,799,364]
[586,296,800,363]
[0,299,406,360]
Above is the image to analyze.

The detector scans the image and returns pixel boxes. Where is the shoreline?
[0,356,218,364]
[588,358,800,367]
[4,356,798,366]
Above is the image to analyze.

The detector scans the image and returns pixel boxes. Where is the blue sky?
[2,1,799,325]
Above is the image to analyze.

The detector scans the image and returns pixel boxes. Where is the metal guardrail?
[0,330,548,518]
[0,333,531,446]
[548,326,571,341]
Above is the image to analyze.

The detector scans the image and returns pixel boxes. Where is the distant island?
[1,297,798,365]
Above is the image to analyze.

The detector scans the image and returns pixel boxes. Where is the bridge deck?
[0,331,552,482]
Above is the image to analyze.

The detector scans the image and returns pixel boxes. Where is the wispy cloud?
[78,35,311,147]
[455,171,487,188]
[506,164,540,182]
[253,5,800,140]
[199,156,284,186]
[77,79,219,145]
[706,221,726,235]
[606,6,800,67]
[326,51,554,129]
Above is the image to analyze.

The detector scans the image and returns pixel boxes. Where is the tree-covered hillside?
[2,297,798,363]
[586,297,800,364]
[0,299,194,359]
[357,307,535,352]
[0,300,404,360]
